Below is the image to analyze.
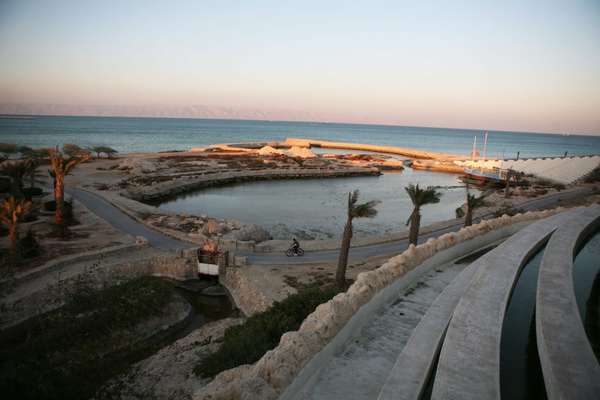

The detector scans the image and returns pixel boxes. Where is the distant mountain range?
[0,103,324,122]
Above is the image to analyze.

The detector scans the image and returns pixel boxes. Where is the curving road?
[68,188,192,250]
[69,186,591,264]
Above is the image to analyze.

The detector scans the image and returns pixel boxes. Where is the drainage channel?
[573,231,600,362]
[500,246,547,400]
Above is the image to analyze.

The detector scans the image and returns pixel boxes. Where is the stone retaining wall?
[192,207,564,400]
[126,167,380,203]
[219,266,272,316]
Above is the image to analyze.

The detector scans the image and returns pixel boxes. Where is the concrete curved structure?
[536,205,600,400]
[431,210,582,400]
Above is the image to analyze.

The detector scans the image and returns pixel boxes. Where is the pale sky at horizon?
[1,0,599,135]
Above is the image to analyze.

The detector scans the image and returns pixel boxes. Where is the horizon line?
[1,112,597,139]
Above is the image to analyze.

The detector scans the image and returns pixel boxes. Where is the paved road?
[239,187,592,264]
[68,188,192,250]
[69,186,590,263]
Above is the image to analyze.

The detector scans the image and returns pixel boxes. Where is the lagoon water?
[2,115,600,158]
[157,169,468,239]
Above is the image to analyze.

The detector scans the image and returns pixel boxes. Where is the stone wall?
[192,207,564,400]
[219,266,272,316]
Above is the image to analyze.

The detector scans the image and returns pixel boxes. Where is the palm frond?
[405,184,441,207]
[467,193,487,209]
[351,200,380,219]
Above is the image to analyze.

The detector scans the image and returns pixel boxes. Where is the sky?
[0,0,599,135]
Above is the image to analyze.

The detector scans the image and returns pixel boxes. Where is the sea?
[1,115,599,158]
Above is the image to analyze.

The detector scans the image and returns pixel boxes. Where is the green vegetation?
[0,197,33,266]
[584,165,600,183]
[0,276,178,400]
[337,189,379,288]
[18,228,42,259]
[90,145,118,159]
[63,143,91,158]
[195,285,340,378]
[464,190,487,227]
[493,205,525,218]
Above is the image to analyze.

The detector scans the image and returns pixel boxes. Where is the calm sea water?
[158,170,470,239]
[1,115,599,158]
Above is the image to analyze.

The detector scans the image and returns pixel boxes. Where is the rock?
[268,223,316,240]
[258,146,286,156]
[118,158,158,173]
[202,219,223,236]
[286,146,316,159]
[233,224,272,243]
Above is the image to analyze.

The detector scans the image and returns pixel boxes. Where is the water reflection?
[157,170,470,239]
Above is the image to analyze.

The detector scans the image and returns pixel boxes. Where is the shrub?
[18,229,42,259]
[584,165,600,183]
[455,206,465,218]
[44,200,76,226]
[493,205,525,218]
[195,285,340,378]
[90,146,118,159]
[22,187,43,198]
[62,143,91,158]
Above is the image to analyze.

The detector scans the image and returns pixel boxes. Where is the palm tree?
[23,158,43,190]
[0,196,33,262]
[48,147,89,231]
[336,190,379,288]
[405,184,441,245]
[464,188,487,227]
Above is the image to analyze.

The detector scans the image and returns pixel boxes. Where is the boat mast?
[482,131,488,160]
[471,135,477,160]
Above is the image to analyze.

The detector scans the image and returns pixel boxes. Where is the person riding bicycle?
[291,238,300,255]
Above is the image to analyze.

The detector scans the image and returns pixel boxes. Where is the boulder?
[202,219,223,236]
[118,158,158,174]
[286,146,316,159]
[258,146,286,156]
[233,224,272,243]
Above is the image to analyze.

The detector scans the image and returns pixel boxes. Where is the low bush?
[455,207,465,218]
[584,165,600,183]
[18,229,42,259]
[0,276,177,400]
[44,200,75,223]
[195,285,340,378]
[493,205,525,218]
[22,187,43,198]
